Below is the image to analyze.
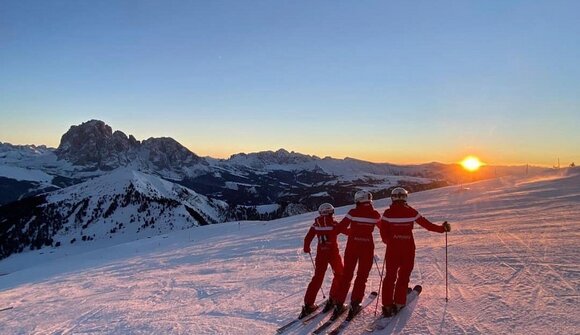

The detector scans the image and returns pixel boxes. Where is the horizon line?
[0,138,555,169]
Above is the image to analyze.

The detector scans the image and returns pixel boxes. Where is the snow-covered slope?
[1,167,578,334]
[0,142,70,204]
[0,164,60,204]
[0,141,77,177]
[0,168,229,259]
[0,165,53,184]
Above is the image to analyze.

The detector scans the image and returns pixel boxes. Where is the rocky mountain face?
[56,120,141,170]
[55,120,206,173]
[141,137,205,171]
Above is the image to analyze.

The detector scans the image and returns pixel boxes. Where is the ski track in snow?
[1,169,579,334]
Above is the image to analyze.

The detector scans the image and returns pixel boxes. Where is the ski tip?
[413,285,423,293]
[370,291,378,296]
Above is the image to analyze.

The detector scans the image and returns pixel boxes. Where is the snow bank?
[0,165,53,183]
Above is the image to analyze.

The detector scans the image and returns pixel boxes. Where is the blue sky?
[1,1,579,166]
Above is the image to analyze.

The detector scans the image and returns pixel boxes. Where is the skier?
[331,190,381,320]
[300,203,344,318]
[379,187,451,316]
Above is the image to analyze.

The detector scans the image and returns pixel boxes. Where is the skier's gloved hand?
[442,221,451,232]
[303,246,311,253]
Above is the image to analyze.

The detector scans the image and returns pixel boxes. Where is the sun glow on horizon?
[461,156,484,172]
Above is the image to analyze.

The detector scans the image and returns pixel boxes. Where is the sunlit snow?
[1,168,578,334]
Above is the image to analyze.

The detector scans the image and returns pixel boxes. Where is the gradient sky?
[1,1,579,166]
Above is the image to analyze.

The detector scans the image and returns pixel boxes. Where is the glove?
[442,221,451,232]
[303,246,311,253]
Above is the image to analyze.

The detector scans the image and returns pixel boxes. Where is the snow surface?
[47,168,194,203]
[0,143,78,177]
[37,168,228,252]
[0,165,53,184]
[1,168,579,334]
[255,204,282,215]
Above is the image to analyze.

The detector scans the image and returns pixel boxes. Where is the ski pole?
[445,231,449,302]
[308,252,326,299]
[373,254,386,316]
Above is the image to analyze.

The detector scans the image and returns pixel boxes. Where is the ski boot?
[330,303,346,320]
[382,304,395,317]
[394,303,405,314]
[299,304,318,319]
[322,298,335,313]
[346,301,361,320]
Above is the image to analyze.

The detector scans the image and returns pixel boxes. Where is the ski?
[302,305,331,325]
[276,318,300,334]
[0,306,13,312]
[313,291,378,335]
[365,285,422,332]
[311,309,345,335]
[276,300,326,334]
[327,291,379,335]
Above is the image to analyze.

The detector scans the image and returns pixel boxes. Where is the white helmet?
[318,203,335,215]
[391,187,408,202]
[354,190,372,203]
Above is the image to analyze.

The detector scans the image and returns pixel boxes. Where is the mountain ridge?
[0,119,551,259]
[0,168,228,259]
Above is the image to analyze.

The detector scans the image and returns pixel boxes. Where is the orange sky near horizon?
[0,122,571,168]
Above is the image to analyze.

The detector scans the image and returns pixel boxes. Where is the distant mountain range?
[0,119,548,259]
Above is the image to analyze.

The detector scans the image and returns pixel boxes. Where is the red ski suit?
[334,202,381,305]
[303,214,344,305]
[379,202,445,306]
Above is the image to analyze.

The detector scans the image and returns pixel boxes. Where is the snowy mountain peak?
[49,168,222,212]
[0,168,229,259]
[53,120,205,173]
[141,137,204,171]
[227,148,320,168]
[0,142,53,156]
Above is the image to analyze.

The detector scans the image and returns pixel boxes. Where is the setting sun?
[461,156,484,172]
